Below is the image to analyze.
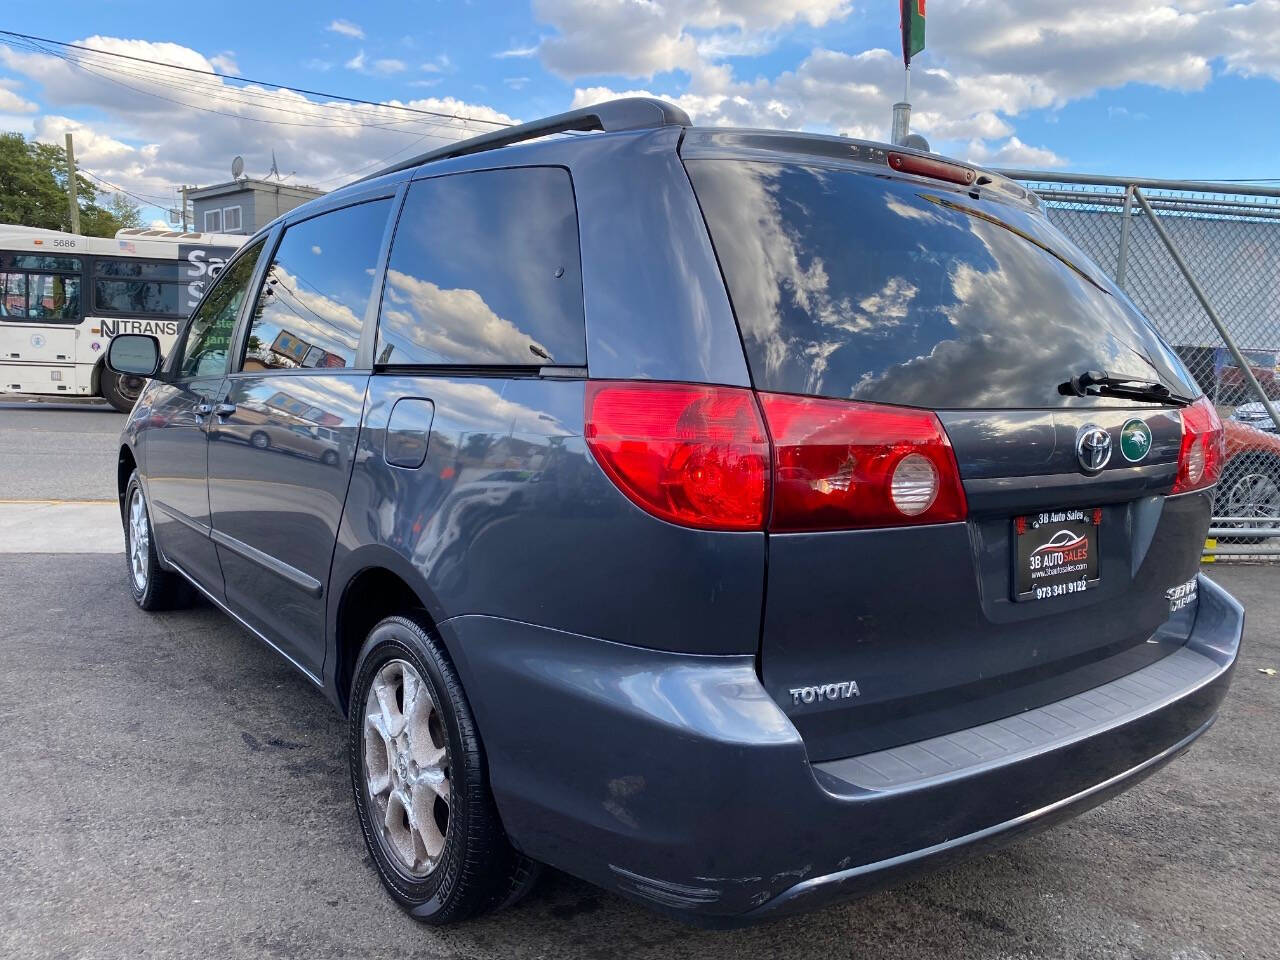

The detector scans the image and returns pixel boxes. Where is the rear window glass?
[686,159,1196,408]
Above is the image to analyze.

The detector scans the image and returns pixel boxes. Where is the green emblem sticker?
[1120,418,1153,462]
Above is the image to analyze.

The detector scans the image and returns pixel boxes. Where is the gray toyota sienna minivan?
[107,98,1244,926]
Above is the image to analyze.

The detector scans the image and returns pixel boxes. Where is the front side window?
[375,167,585,367]
[177,239,265,378]
[0,271,80,321]
[240,198,391,372]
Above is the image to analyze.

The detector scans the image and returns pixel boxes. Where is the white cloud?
[372,58,408,75]
[209,52,239,75]
[534,0,851,78]
[0,36,516,205]
[344,50,366,71]
[963,136,1067,168]
[494,44,539,59]
[559,1,1280,170]
[327,19,365,40]
[0,79,37,114]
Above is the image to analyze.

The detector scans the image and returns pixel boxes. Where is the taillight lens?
[757,393,967,531]
[1172,396,1225,494]
[584,381,769,530]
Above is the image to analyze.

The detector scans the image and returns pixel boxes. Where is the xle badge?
[1120,418,1153,462]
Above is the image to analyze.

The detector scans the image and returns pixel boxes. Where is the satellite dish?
[902,133,931,153]
[231,155,245,179]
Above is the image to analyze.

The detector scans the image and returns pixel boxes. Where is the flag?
[901,0,925,67]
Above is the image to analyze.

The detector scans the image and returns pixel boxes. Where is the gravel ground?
[0,555,1276,960]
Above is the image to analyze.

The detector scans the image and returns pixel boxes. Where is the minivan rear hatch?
[682,132,1212,762]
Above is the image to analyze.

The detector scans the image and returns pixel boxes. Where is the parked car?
[1215,416,1280,539]
[1230,400,1279,434]
[107,98,1243,927]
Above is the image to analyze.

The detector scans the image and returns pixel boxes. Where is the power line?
[77,167,173,209]
[0,29,513,129]
[2,35,477,134]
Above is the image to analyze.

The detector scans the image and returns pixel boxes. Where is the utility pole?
[64,133,81,235]
[180,185,189,231]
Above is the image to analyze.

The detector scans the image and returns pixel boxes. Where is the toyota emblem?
[1075,424,1112,473]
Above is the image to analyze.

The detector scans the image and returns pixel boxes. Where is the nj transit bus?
[0,225,245,411]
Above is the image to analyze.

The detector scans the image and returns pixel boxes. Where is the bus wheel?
[102,367,145,413]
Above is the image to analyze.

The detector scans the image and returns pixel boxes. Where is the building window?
[204,209,223,233]
[223,206,242,232]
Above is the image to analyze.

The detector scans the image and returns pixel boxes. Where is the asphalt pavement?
[1,400,1278,959]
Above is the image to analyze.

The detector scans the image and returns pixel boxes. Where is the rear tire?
[102,367,145,413]
[348,616,539,924]
[123,471,193,611]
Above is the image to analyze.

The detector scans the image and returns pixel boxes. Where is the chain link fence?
[997,170,1280,560]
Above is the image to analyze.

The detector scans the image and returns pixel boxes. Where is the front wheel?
[102,366,145,413]
[123,471,193,610]
[348,616,539,924]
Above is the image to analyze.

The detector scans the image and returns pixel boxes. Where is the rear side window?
[375,167,585,367]
[241,198,391,371]
[686,159,1197,408]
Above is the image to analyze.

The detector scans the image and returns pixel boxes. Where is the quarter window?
[177,239,265,378]
[240,198,391,372]
[375,167,585,367]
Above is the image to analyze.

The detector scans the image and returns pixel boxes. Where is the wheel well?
[117,446,137,514]
[335,567,430,714]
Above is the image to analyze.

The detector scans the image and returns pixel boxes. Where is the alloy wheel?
[362,658,451,879]
[128,488,150,592]
[1223,470,1280,528]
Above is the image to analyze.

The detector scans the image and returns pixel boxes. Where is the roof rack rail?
[355,97,690,184]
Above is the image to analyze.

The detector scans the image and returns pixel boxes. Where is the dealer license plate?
[1014,508,1101,601]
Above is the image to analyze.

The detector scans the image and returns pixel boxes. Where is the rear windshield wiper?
[1059,370,1193,407]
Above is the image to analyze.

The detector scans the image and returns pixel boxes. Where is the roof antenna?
[268,150,281,180]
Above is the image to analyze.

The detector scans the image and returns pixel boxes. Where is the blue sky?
[2,1,1278,224]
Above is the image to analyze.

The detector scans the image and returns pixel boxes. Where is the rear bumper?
[441,573,1243,924]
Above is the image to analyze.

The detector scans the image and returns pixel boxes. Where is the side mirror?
[106,334,162,378]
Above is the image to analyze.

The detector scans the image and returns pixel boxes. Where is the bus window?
[0,272,80,321]
[93,258,183,316]
[94,279,179,315]
[6,254,81,272]
[1,273,25,317]
[28,274,80,320]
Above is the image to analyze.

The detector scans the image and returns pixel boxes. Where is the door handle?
[194,402,213,421]
[214,402,237,418]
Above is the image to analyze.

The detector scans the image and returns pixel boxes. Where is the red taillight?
[757,393,967,531]
[1172,396,1225,494]
[584,383,968,532]
[584,382,769,531]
